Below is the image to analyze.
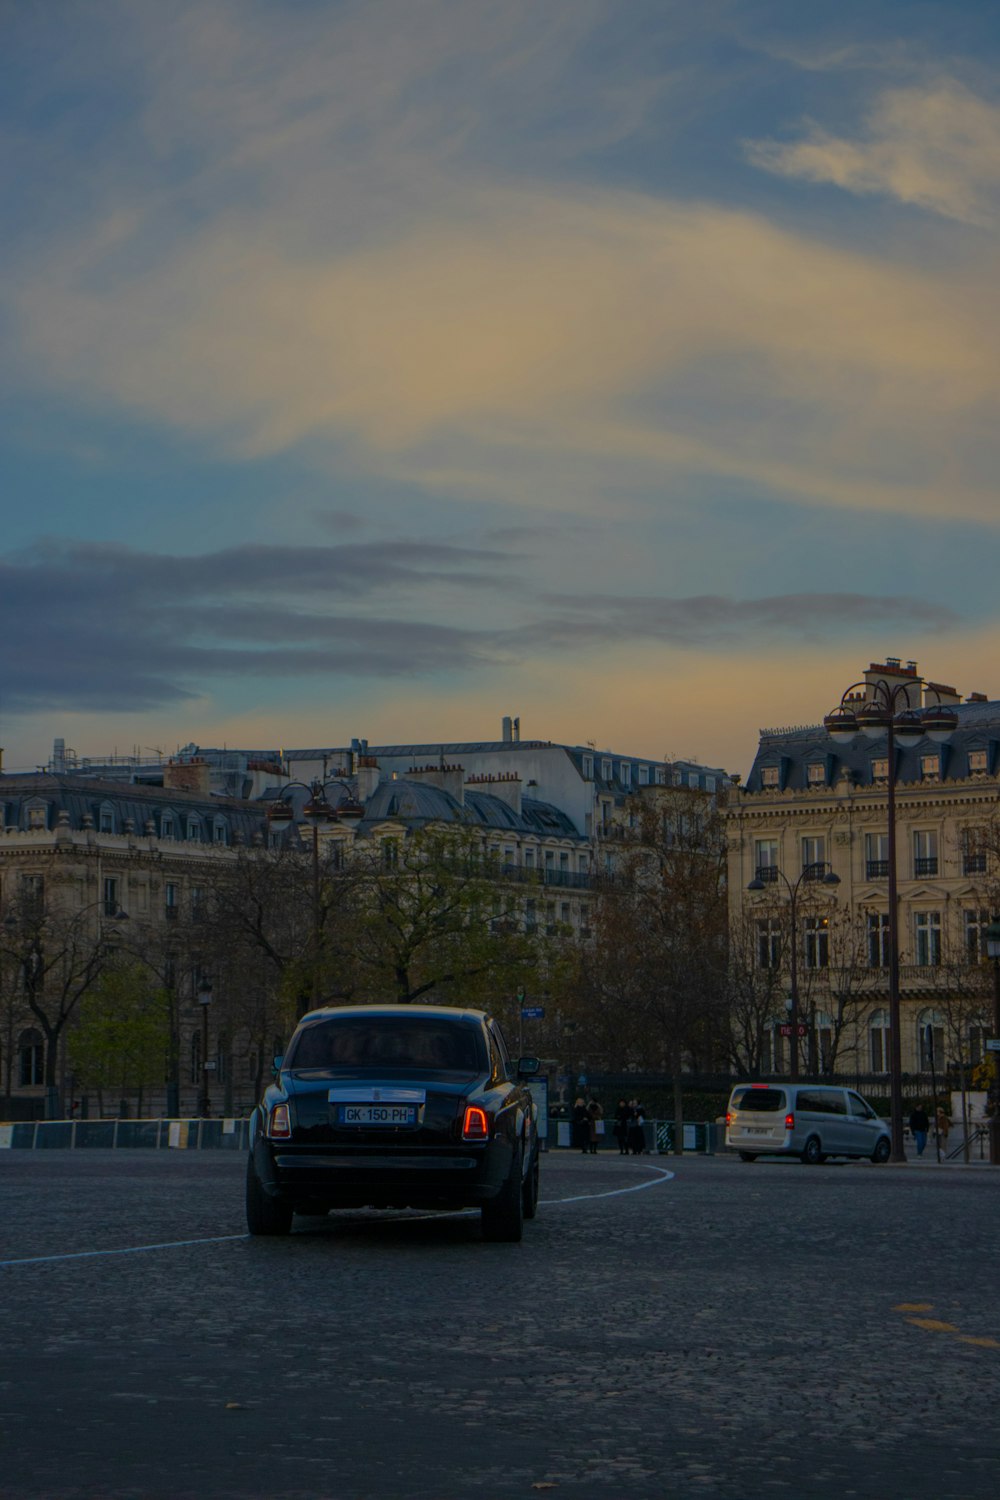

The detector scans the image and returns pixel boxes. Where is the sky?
[3,0,1000,780]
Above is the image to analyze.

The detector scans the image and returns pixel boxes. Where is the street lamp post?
[983,921,1000,1166]
[267,777,361,1012]
[825,679,957,1163]
[198,976,213,1117]
[747,863,840,1082]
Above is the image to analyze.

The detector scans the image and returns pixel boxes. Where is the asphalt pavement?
[1,1148,997,1500]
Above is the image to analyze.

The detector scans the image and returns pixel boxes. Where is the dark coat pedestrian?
[613,1098,632,1155]
[908,1104,930,1157]
[572,1097,590,1153]
[587,1098,603,1154]
[628,1098,647,1155]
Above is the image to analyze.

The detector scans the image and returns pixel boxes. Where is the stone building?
[727,659,999,1082]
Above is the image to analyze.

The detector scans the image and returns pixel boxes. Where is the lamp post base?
[989,1116,1000,1167]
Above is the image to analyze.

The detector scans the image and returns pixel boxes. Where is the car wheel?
[738,1151,757,1163]
[482,1148,524,1243]
[871,1137,891,1164]
[802,1136,823,1166]
[522,1148,540,1219]
[245,1156,293,1236]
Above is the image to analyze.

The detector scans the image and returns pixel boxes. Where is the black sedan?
[246,1004,541,1242]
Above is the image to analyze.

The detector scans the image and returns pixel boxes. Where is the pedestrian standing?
[908,1102,930,1157]
[572,1097,590,1153]
[587,1097,603,1155]
[613,1098,632,1155]
[628,1098,647,1155]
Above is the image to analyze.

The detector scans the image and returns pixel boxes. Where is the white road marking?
[0,1161,675,1266]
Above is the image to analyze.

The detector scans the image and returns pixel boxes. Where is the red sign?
[778,1024,808,1037]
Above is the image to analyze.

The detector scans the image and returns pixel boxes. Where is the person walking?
[936,1104,951,1150]
[908,1102,930,1157]
[572,1097,590,1153]
[613,1098,632,1155]
[587,1097,603,1155]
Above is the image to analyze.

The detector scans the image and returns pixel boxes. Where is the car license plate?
[338,1104,417,1126]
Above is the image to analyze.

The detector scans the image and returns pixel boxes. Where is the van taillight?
[784,1113,795,1130]
[462,1106,489,1141]
[725,1111,733,1126]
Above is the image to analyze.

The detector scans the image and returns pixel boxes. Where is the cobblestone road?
[1,1149,997,1500]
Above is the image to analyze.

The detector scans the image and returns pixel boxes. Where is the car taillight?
[725,1111,732,1126]
[462,1105,489,1141]
[268,1103,291,1139]
[784,1113,795,1130]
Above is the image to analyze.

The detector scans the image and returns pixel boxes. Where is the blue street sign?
[521,1006,545,1019]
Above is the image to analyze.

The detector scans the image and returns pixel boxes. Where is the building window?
[186,819,201,842]
[560,902,571,925]
[969,749,989,773]
[27,805,47,830]
[165,883,178,919]
[920,753,940,780]
[815,1012,834,1073]
[19,1029,44,1086]
[524,899,537,932]
[865,832,890,880]
[582,755,593,780]
[871,758,889,781]
[654,767,666,786]
[869,1010,891,1072]
[638,765,649,786]
[381,839,399,869]
[806,763,826,784]
[524,849,535,870]
[99,805,115,833]
[161,814,174,839]
[965,909,990,963]
[601,759,612,782]
[754,839,779,882]
[756,918,782,969]
[803,916,830,969]
[20,873,45,911]
[761,766,779,787]
[914,911,942,966]
[917,1011,944,1069]
[191,887,205,923]
[913,830,938,878]
[867,913,890,967]
[213,822,228,845]
[620,763,631,788]
[962,829,987,875]
[801,836,826,879]
[103,877,120,917]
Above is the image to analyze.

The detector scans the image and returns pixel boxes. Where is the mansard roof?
[0,773,266,840]
[354,778,584,840]
[745,699,1000,793]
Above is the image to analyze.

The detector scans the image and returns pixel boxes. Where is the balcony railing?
[866,860,889,879]
[914,857,938,877]
[963,854,987,875]
[754,865,779,883]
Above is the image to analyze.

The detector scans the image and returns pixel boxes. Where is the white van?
[725,1083,891,1164]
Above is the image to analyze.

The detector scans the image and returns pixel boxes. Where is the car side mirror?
[517,1056,540,1077]
[272,1054,284,1075]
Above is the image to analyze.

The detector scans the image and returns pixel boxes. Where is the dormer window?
[99,804,115,833]
[871,758,889,781]
[620,763,631,788]
[638,765,649,785]
[761,767,779,788]
[26,804,48,830]
[806,763,826,785]
[601,759,612,782]
[969,749,989,772]
[186,818,201,842]
[920,753,940,779]
[582,754,593,780]
[161,813,174,839]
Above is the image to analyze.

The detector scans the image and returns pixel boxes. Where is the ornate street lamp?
[824,679,958,1162]
[198,976,213,1118]
[747,864,840,1081]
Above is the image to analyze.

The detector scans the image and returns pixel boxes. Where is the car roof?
[297,1004,491,1025]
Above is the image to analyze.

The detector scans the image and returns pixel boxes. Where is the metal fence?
[0,1118,251,1150]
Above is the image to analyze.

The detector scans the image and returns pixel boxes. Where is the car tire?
[522,1148,540,1219]
[871,1137,891,1164]
[482,1148,524,1243]
[246,1156,293,1236]
[802,1136,823,1166]
[738,1151,757,1163]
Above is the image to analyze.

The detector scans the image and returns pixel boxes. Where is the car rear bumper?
[253,1139,510,1208]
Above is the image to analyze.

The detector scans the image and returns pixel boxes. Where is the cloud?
[0,538,966,715]
[746,80,1000,225]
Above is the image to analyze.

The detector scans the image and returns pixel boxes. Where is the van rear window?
[731,1088,786,1113]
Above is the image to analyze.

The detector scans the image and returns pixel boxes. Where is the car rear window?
[287,1016,484,1073]
[730,1087,786,1113]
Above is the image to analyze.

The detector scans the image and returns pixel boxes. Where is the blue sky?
[3,0,999,776]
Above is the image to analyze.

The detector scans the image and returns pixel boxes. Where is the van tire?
[871,1137,891,1164]
[738,1151,757,1163]
[801,1135,823,1166]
